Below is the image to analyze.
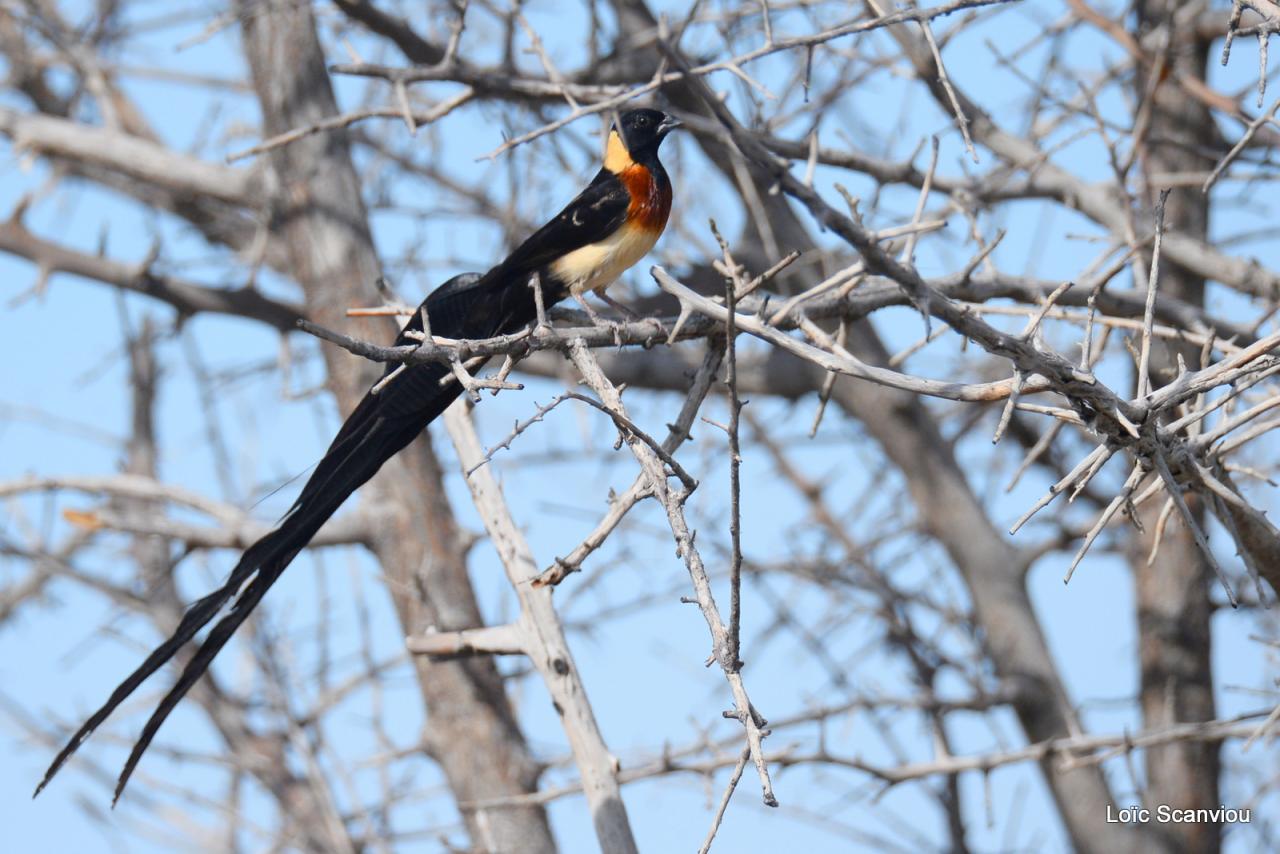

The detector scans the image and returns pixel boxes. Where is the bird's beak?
[658,115,683,137]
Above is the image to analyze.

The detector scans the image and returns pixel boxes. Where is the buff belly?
[550,220,662,296]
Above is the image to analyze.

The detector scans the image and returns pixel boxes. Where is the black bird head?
[614,108,682,157]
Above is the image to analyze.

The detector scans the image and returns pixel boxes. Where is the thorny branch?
[6,1,1280,851]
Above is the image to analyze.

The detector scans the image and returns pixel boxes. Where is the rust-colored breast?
[620,164,672,234]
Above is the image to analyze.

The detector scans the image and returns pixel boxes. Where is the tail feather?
[110,560,285,804]
[37,270,527,799]
[34,574,249,797]
[37,386,452,800]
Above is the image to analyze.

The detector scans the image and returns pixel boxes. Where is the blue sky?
[3,1,1279,851]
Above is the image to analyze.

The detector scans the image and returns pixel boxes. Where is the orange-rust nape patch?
[620,164,672,233]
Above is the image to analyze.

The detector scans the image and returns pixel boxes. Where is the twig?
[562,391,698,493]
[226,90,474,163]
[991,372,1024,445]
[532,342,724,587]
[714,224,747,672]
[916,18,977,161]
[567,340,777,808]
[1202,95,1280,193]
[1064,463,1144,584]
[696,746,751,854]
[1136,189,1170,399]
[1010,445,1111,534]
[1151,450,1238,608]
[466,394,572,475]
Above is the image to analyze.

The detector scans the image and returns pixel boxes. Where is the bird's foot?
[595,291,641,320]
[575,295,625,346]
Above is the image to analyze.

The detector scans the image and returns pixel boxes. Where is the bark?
[1128,5,1221,852]
[235,2,554,850]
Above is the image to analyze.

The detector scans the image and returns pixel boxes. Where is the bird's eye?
[635,115,650,127]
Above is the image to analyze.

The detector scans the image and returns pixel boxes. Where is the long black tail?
[35,271,524,802]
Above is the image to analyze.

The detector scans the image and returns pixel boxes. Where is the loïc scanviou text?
[1107,805,1251,824]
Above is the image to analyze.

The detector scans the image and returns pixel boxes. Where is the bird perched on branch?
[37,107,681,802]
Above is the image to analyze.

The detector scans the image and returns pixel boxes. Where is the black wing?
[497,168,630,276]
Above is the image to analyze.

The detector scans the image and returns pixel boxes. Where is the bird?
[36,107,681,802]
